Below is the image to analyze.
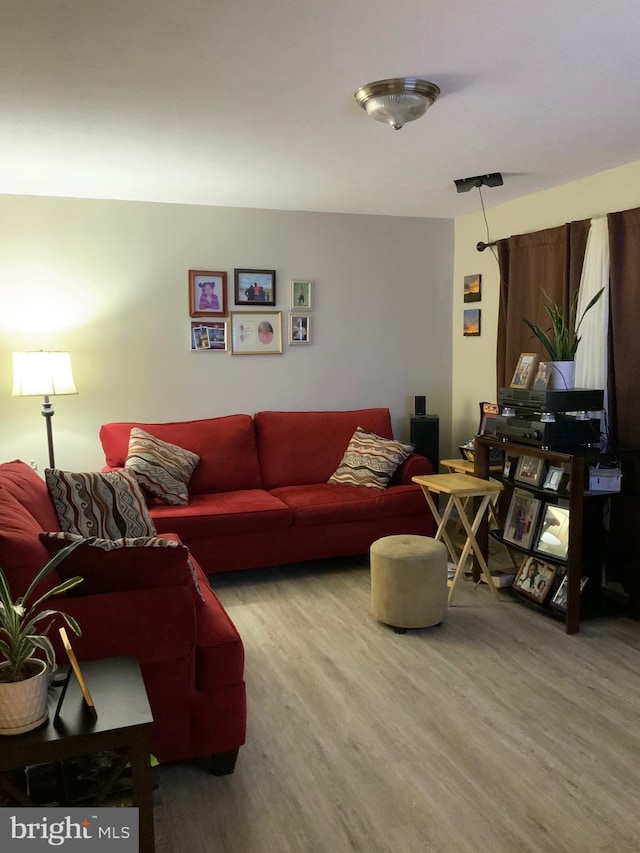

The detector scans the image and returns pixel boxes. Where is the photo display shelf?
[473,435,622,634]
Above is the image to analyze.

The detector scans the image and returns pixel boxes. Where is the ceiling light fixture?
[354,78,440,130]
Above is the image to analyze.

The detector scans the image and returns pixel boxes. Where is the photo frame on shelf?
[190,321,227,351]
[57,627,97,719]
[550,574,588,612]
[234,269,276,305]
[188,270,227,318]
[230,311,282,354]
[291,280,313,310]
[512,556,557,603]
[532,360,553,390]
[534,503,570,561]
[289,313,311,344]
[503,488,543,551]
[514,455,546,487]
[543,465,564,491]
[510,352,539,388]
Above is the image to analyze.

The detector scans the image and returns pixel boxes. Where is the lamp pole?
[41,396,56,469]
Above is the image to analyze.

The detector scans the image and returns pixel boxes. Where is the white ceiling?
[1,0,639,219]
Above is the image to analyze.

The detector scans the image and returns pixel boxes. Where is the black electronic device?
[414,395,426,417]
[494,414,601,449]
[498,387,604,414]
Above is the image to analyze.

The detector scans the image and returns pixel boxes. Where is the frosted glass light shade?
[12,351,78,397]
[354,78,440,130]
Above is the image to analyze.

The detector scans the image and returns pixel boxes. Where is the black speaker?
[414,395,426,417]
[410,415,439,468]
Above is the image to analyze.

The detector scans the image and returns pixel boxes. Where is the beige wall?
[0,195,454,471]
[452,161,640,449]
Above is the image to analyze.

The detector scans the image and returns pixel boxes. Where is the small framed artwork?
[514,455,545,487]
[234,269,276,306]
[289,313,311,344]
[550,574,588,612]
[510,353,539,388]
[58,627,97,717]
[463,309,481,336]
[503,488,543,550]
[512,557,557,603]
[230,311,282,354]
[188,270,227,317]
[479,402,499,436]
[543,465,564,491]
[463,273,481,303]
[291,280,313,310]
[534,503,570,561]
[532,361,552,391]
[190,321,227,351]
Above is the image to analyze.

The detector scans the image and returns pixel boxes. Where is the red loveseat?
[100,408,435,574]
[0,460,246,772]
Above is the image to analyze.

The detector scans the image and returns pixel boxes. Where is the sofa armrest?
[392,452,434,485]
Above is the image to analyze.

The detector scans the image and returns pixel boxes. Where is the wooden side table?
[0,656,154,853]
[413,473,503,604]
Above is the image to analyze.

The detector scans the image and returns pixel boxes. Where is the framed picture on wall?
[188,270,227,317]
[230,311,282,354]
[463,309,481,336]
[289,313,311,344]
[234,269,276,305]
[463,273,481,303]
[190,321,227,351]
[291,280,313,310]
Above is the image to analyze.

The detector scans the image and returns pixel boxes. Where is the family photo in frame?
[512,557,557,603]
[514,455,545,487]
[503,488,542,550]
[510,352,539,388]
[234,269,276,305]
[230,311,282,354]
[188,270,227,318]
[291,280,313,309]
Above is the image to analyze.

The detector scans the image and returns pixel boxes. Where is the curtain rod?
[476,240,497,252]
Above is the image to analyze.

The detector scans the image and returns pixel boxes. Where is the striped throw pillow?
[328,427,414,490]
[46,468,157,539]
[125,428,199,506]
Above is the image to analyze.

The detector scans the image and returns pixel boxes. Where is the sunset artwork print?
[463,274,481,303]
[463,308,481,336]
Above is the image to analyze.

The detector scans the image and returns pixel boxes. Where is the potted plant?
[523,287,606,389]
[0,542,83,735]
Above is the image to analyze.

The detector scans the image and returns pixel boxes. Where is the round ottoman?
[370,534,448,630]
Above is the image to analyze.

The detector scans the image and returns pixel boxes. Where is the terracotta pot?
[550,360,575,390]
[0,659,49,735]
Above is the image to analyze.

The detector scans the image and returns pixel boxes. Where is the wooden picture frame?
[510,353,539,388]
[230,311,282,354]
[190,321,227,351]
[463,309,481,336]
[503,488,543,550]
[289,313,311,344]
[188,270,227,317]
[463,273,481,303]
[534,503,570,561]
[512,556,557,603]
[514,455,545,487]
[234,269,276,306]
[58,627,96,717]
[291,280,313,310]
[532,360,553,390]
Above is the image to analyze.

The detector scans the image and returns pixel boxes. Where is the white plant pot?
[550,360,575,390]
[0,659,49,735]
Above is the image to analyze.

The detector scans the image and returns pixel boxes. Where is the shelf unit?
[474,435,617,634]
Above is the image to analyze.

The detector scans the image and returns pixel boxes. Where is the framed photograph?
[510,352,539,388]
[289,313,311,345]
[532,360,552,390]
[543,465,564,491]
[234,269,276,305]
[188,270,227,317]
[58,627,96,716]
[291,280,313,310]
[190,321,227,351]
[514,454,545,487]
[463,308,481,336]
[230,311,282,354]
[463,273,481,303]
[550,574,588,612]
[512,557,557,603]
[535,503,570,560]
[503,488,543,550]
[479,402,499,436]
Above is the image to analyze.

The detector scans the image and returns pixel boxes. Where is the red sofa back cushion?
[254,409,395,489]
[0,460,60,530]
[100,415,263,494]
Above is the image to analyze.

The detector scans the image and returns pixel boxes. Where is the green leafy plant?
[0,542,83,683]
[523,287,606,361]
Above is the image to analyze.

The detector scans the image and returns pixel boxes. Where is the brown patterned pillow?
[328,427,414,489]
[125,428,199,506]
[45,468,157,539]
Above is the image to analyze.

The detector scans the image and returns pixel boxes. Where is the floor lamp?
[12,351,78,469]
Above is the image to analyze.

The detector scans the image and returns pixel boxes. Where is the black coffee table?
[0,656,154,853]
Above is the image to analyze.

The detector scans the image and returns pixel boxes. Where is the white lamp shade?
[12,351,78,397]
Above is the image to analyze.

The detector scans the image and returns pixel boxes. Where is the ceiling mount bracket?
[454,173,504,193]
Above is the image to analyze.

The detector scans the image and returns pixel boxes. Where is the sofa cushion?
[328,427,414,489]
[255,408,396,489]
[125,428,199,506]
[100,415,263,494]
[195,582,246,689]
[149,490,292,539]
[46,468,157,539]
[271,483,427,526]
[41,532,205,603]
[0,460,60,530]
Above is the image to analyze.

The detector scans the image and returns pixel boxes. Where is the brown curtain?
[496,221,590,388]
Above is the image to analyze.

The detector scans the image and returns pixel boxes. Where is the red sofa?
[0,460,246,772]
[100,408,435,574]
